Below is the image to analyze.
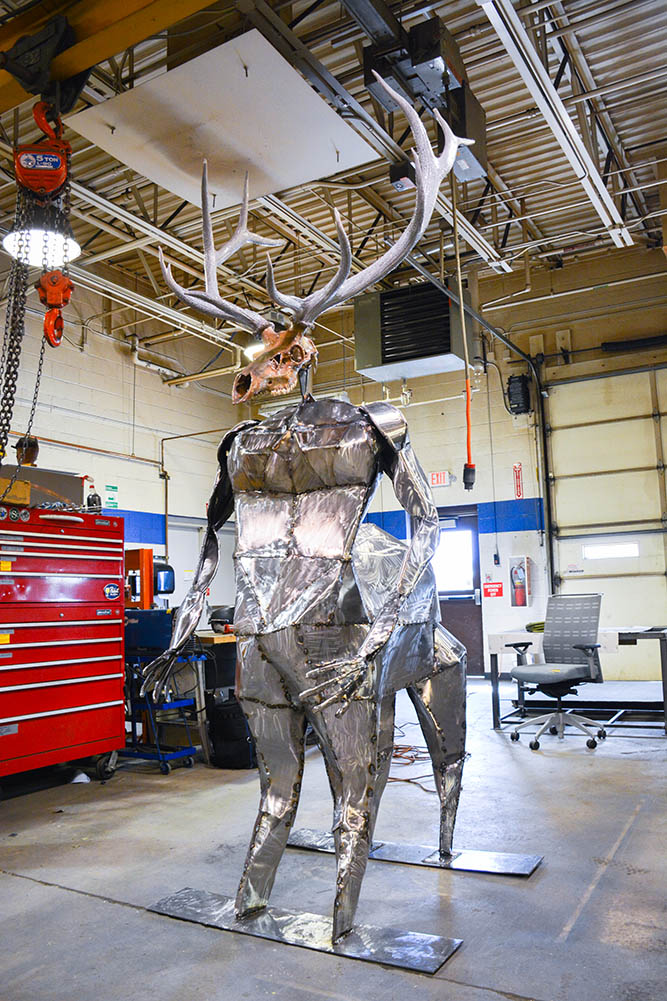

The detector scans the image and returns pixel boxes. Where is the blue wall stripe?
[363,509,409,540]
[365,498,543,538]
[104,508,165,545]
[477,497,544,534]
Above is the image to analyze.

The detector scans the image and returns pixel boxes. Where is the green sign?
[104,484,119,509]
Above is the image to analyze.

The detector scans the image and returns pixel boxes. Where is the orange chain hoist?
[16,101,75,348]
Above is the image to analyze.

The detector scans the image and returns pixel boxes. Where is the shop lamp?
[2,201,81,269]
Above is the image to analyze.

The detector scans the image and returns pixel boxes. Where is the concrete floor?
[1,680,666,1001]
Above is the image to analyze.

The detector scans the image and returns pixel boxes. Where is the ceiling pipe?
[481,271,666,311]
[164,363,240,387]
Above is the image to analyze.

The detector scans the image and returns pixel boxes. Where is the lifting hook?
[35,270,73,348]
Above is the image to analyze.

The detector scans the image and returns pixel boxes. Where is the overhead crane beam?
[0,0,216,114]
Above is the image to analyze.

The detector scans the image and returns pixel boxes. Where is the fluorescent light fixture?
[582,542,639,560]
[475,0,633,249]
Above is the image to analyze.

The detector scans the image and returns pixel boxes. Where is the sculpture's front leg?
[235,636,306,917]
[308,689,395,941]
[256,625,391,942]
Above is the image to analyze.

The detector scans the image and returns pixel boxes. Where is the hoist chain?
[0,336,46,504]
[0,188,29,466]
[0,107,73,501]
[62,148,72,277]
[0,188,48,502]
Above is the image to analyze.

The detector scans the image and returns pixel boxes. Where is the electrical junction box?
[441,82,487,181]
[389,160,416,191]
[507,374,532,414]
[354,281,471,382]
[409,18,466,99]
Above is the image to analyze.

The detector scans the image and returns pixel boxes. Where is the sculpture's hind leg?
[235,638,306,917]
[408,626,467,857]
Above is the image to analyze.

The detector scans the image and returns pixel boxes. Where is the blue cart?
[120,656,198,774]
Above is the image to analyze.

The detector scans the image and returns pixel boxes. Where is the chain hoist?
[0,101,76,499]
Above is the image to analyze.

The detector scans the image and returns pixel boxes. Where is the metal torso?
[228,397,383,635]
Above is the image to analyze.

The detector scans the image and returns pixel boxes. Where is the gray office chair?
[507,593,605,749]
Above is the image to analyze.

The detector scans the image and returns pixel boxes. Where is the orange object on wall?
[125,547,154,609]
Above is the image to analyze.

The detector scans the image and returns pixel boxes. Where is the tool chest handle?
[38,513,85,523]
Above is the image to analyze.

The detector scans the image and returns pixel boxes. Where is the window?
[433,527,474,593]
[582,542,639,560]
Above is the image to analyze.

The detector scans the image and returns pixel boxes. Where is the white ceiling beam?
[475,0,633,249]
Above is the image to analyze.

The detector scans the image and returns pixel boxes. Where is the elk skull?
[232,323,317,404]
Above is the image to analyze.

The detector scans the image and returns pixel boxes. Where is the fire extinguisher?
[511,563,527,607]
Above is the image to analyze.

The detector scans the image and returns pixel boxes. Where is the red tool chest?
[0,508,125,778]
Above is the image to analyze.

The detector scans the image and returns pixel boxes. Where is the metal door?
[546,368,667,678]
[435,507,484,675]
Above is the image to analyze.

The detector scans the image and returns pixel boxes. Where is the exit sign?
[430,470,451,488]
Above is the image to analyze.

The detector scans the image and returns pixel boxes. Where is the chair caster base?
[529,740,540,750]
[597,729,606,740]
[549,725,558,735]
[510,731,520,742]
[586,738,597,749]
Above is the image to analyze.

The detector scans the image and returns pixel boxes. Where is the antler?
[159,163,281,336]
[266,73,474,323]
[160,78,472,340]
[265,206,352,327]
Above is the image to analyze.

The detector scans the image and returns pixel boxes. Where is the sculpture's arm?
[141,421,256,701]
[356,405,439,661]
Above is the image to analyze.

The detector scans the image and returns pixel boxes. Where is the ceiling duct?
[354,282,470,382]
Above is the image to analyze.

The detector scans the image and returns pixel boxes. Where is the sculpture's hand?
[357,593,402,662]
[300,656,372,717]
[299,595,401,715]
[140,648,180,705]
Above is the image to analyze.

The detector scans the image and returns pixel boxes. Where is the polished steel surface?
[143,394,467,941]
[139,74,474,949]
[150,888,462,973]
[288,828,543,877]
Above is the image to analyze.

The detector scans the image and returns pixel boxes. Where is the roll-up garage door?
[546,368,666,680]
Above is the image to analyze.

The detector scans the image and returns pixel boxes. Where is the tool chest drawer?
[0,509,126,779]
[0,510,123,603]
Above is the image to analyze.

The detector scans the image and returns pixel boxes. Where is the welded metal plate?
[150,888,461,973]
[68,30,377,208]
[288,828,543,876]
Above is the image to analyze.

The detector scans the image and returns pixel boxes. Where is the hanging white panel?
[68,30,378,209]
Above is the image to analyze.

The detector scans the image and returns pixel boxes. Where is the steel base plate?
[287,828,543,877]
[150,888,462,973]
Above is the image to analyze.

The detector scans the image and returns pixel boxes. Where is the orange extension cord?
[450,174,475,490]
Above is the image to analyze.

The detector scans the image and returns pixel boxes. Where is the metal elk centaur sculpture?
[143,76,472,942]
